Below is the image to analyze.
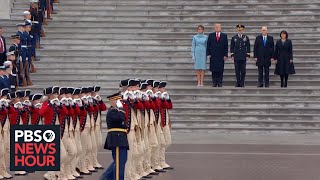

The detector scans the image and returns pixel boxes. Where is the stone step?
[172,120,320,128]
[19,86,320,95]
[37,44,320,52]
[32,61,320,68]
[31,56,320,63]
[170,94,320,101]
[29,80,320,87]
[28,15,319,21]
[12,8,320,16]
[170,113,319,121]
[32,66,318,74]
[169,126,320,133]
[170,106,320,114]
[29,72,320,80]
[36,49,320,56]
[169,100,320,108]
[27,20,320,27]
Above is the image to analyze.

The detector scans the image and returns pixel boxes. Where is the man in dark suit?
[0,27,7,66]
[230,25,251,87]
[207,24,228,87]
[254,26,275,87]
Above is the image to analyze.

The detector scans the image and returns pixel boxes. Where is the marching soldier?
[39,86,68,180]
[158,81,173,170]
[151,80,167,173]
[78,87,95,175]
[101,92,129,180]
[7,90,28,176]
[70,88,85,177]
[230,24,251,87]
[0,88,12,179]
[58,87,77,180]
[29,93,43,125]
[121,79,144,180]
[91,86,107,169]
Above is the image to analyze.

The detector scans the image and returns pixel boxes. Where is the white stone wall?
[0,0,11,19]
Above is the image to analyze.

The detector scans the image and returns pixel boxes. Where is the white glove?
[14,102,22,109]
[75,99,83,107]
[146,89,153,96]
[94,95,102,101]
[134,90,142,100]
[50,98,60,106]
[116,100,123,109]
[3,99,9,107]
[0,99,5,106]
[154,91,161,98]
[142,92,149,101]
[162,92,170,100]
[81,96,88,105]
[35,103,42,108]
[128,91,136,100]
[23,100,32,106]
[60,97,69,106]
[87,96,93,103]
[68,98,74,106]
[123,91,129,101]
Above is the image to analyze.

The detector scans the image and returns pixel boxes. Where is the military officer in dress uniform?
[39,86,68,180]
[16,23,28,87]
[7,35,20,88]
[101,92,129,180]
[230,25,251,87]
[0,88,12,179]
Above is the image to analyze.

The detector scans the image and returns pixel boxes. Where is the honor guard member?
[23,20,32,85]
[70,88,84,178]
[0,88,12,179]
[78,87,95,175]
[16,23,28,87]
[28,4,41,61]
[91,86,107,169]
[7,90,29,176]
[101,92,129,180]
[230,25,251,87]
[58,87,77,180]
[22,89,32,125]
[3,61,17,92]
[40,86,68,180]
[0,66,9,90]
[29,93,43,125]
[158,81,173,170]
[7,35,20,87]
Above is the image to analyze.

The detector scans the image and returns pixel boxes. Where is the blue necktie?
[263,36,266,47]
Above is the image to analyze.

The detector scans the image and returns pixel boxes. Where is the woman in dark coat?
[274,30,295,87]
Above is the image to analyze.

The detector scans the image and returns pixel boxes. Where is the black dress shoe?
[143,175,153,178]
[257,85,263,87]
[95,166,104,170]
[164,166,174,170]
[218,84,222,87]
[155,169,166,173]
[149,172,159,175]
[212,84,217,87]
[80,171,92,175]
[235,84,240,87]
[265,85,269,87]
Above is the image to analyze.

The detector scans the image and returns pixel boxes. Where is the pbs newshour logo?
[10,125,60,171]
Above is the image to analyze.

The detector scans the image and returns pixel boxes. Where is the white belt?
[21,45,27,48]
[32,21,39,24]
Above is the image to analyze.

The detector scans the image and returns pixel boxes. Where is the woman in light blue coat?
[191,25,208,87]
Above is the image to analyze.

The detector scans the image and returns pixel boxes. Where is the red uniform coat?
[0,107,8,127]
[30,106,42,125]
[39,101,68,125]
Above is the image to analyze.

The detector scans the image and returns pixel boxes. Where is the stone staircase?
[2,0,320,133]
